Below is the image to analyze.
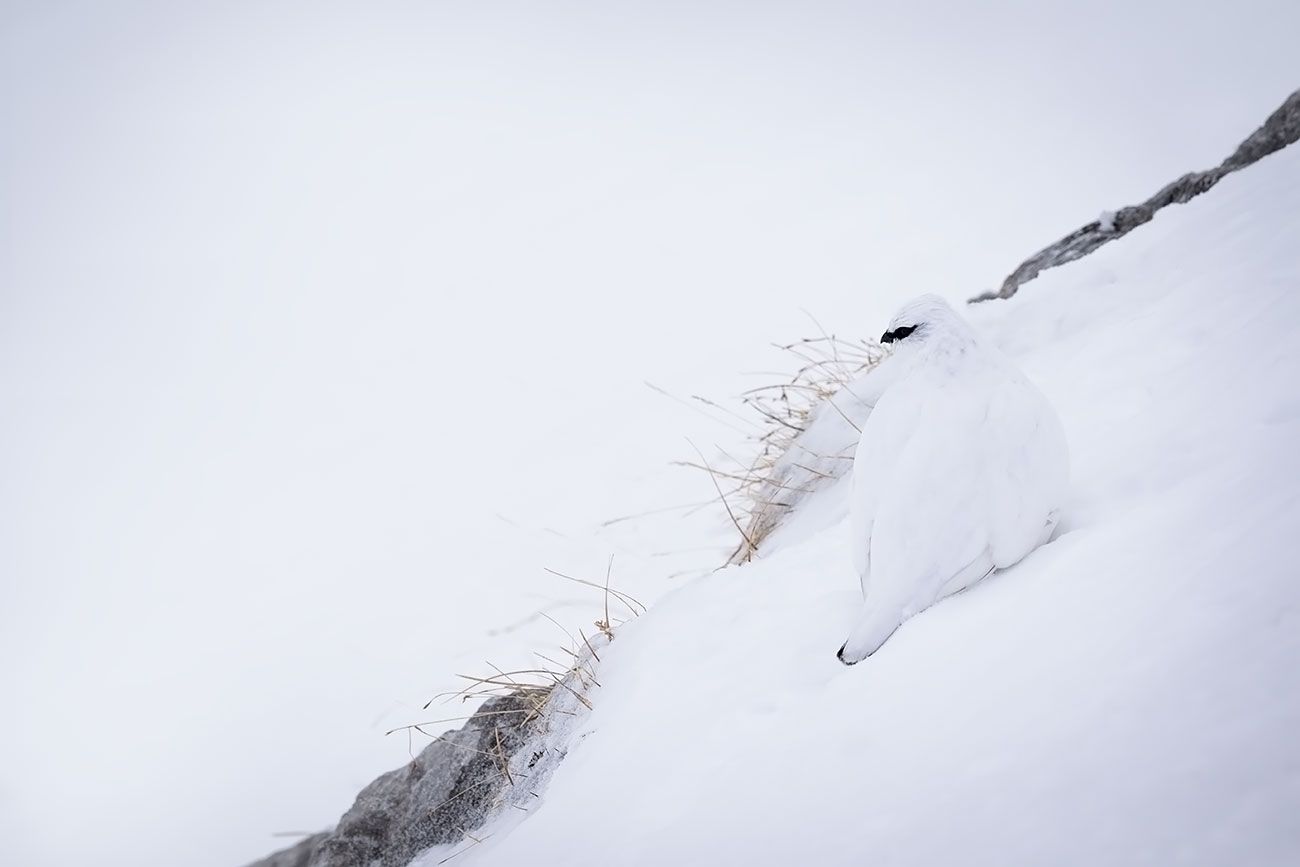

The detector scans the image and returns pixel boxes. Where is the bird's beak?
[880,330,896,344]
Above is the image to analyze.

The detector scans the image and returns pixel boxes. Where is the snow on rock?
[455,133,1300,866]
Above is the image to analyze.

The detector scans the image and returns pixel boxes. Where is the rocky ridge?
[971,87,1300,302]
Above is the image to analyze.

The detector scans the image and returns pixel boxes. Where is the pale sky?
[2,2,1297,865]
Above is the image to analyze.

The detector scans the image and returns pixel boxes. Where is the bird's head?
[879,294,974,357]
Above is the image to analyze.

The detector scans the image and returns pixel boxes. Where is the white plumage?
[837,294,1069,664]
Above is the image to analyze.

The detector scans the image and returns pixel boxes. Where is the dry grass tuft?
[396,558,645,738]
[386,561,646,859]
[674,322,884,564]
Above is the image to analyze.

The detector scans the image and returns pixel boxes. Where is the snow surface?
[454,139,1300,866]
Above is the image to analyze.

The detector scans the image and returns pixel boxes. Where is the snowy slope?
[451,138,1300,865]
[9,6,1300,864]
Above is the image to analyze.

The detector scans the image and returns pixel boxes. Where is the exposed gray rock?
[245,833,328,867]
[320,691,544,867]
[1222,89,1300,171]
[246,638,603,867]
[971,87,1300,302]
[246,690,551,867]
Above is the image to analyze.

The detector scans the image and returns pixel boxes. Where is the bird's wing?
[849,376,925,594]
[981,375,1069,569]
[864,394,992,611]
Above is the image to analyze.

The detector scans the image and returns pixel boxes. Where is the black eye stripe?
[880,324,918,344]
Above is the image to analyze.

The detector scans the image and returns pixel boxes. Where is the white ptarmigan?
[837,294,1069,664]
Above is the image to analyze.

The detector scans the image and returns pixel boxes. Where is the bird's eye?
[881,325,917,344]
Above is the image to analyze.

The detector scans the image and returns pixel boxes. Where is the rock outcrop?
[971,87,1300,302]
[246,643,600,867]
[246,833,328,867]
[245,692,545,867]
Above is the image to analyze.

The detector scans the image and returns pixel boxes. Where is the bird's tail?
[837,604,902,665]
